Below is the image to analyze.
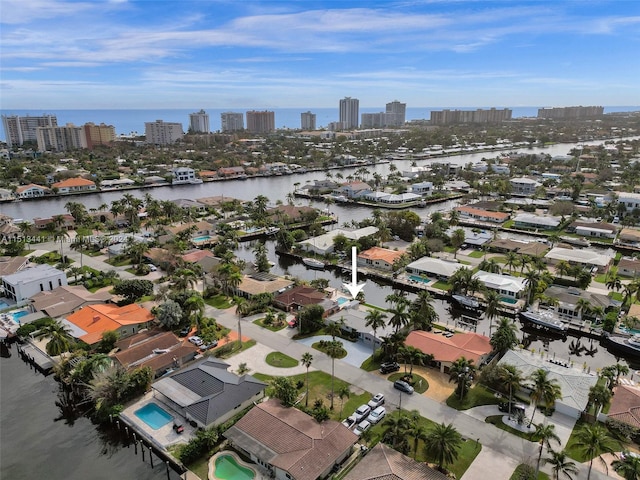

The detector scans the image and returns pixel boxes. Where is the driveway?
[296,335,371,368]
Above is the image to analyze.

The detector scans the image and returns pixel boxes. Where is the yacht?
[451,294,480,309]
[606,334,640,357]
[519,309,568,332]
[302,258,325,270]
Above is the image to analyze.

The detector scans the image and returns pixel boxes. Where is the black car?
[498,401,525,414]
[379,362,400,374]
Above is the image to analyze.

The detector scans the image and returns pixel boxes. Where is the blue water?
[409,274,432,284]
[0,302,9,310]
[192,235,213,242]
[11,310,28,323]
[500,297,518,304]
[134,403,173,430]
[3,106,638,139]
[337,297,349,305]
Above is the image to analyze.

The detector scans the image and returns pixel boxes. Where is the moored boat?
[451,294,480,309]
[606,334,640,357]
[519,309,568,332]
[302,258,325,269]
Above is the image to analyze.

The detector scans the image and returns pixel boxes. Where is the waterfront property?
[544,247,614,273]
[325,307,394,349]
[298,227,378,255]
[29,285,112,318]
[541,285,614,323]
[472,270,527,300]
[272,285,330,312]
[134,402,174,430]
[405,330,492,374]
[234,272,294,299]
[607,383,640,428]
[405,256,464,281]
[1,264,68,304]
[455,205,510,224]
[224,398,358,480]
[210,451,257,480]
[51,177,97,194]
[357,246,404,272]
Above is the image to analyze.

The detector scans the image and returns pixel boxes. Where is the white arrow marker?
[343,246,366,299]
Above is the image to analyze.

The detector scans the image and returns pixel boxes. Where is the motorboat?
[519,309,568,332]
[302,258,325,269]
[451,294,480,309]
[606,334,640,357]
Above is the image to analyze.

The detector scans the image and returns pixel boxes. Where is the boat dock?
[17,341,54,374]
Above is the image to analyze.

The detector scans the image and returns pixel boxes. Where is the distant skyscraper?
[430,108,512,125]
[36,123,87,152]
[385,100,406,127]
[361,112,397,128]
[300,111,316,130]
[339,97,359,129]
[246,110,275,134]
[2,114,58,148]
[83,123,116,149]
[144,119,184,145]
[189,109,210,133]
[537,106,604,119]
[221,112,244,132]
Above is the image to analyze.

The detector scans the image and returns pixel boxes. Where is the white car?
[353,420,371,436]
[341,415,357,429]
[149,264,157,272]
[366,406,386,425]
[353,404,371,422]
[188,335,203,346]
[368,393,385,409]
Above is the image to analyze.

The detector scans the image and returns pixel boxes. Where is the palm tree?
[35,320,74,356]
[484,289,501,335]
[490,317,519,355]
[301,352,313,407]
[586,384,612,418]
[326,341,344,410]
[555,260,572,278]
[450,228,466,259]
[448,357,475,400]
[504,251,520,274]
[171,268,198,291]
[498,364,524,418]
[409,290,437,331]
[612,454,640,480]
[337,385,350,417]
[423,422,462,473]
[573,423,620,480]
[409,422,429,460]
[387,298,410,333]
[326,319,344,341]
[184,293,205,332]
[532,423,561,478]
[528,368,562,427]
[382,411,412,450]
[544,450,578,480]
[364,309,387,356]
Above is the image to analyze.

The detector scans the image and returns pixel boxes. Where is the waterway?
[0,346,180,480]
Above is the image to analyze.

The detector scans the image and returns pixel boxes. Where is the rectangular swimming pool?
[134,403,173,430]
[409,275,431,284]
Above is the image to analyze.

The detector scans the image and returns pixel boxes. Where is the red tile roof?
[608,385,640,429]
[455,205,510,221]
[358,247,404,264]
[405,330,492,364]
[66,303,154,345]
[52,177,96,188]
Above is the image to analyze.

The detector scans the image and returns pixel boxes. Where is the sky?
[1,0,640,109]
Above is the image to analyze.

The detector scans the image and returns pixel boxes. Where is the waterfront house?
[234,272,294,299]
[169,199,208,214]
[472,270,527,300]
[63,303,154,345]
[405,257,464,281]
[615,191,640,211]
[616,228,640,248]
[171,167,201,184]
[618,257,640,277]
[567,221,618,239]
[112,330,198,377]
[1,264,67,304]
[152,358,266,429]
[217,166,246,178]
[332,181,371,199]
[15,183,51,199]
[606,384,640,429]
[198,170,218,181]
[273,285,327,312]
[0,256,29,277]
[541,285,614,322]
[513,213,562,230]
[299,227,379,255]
[455,205,510,224]
[33,214,75,230]
[267,205,318,225]
[357,247,404,272]
[510,177,542,196]
[224,398,357,480]
[30,285,112,318]
[410,181,434,196]
[544,247,613,273]
[51,177,97,194]
[325,307,393,350]
[498,349,597,419]
[488,238,549,257]
[0,188,14,201]
[100,178,135,189]
[405,330,492,374]
[344,443,449,480]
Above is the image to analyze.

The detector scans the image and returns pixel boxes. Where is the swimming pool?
[11,310,28,323]
[500,296,518,305]
[212,453,256,480]
[409,274,431,284]
[134,403,173,430]
[193,235,213,242]
[337,297,349,306]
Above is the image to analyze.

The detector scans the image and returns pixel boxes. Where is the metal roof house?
[151,358,266,429]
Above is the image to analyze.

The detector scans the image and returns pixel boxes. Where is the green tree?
[528,368,562,427]
[484,289,501,335]
[423,422,462,472]
[490,317,519,354]
[532,423,561,478]
[271,376,297,407]
[498,364,524,418]
[586,384,612,418]
[156,300,183,329]
[112,279,153,303]
[612,454,640,480]
[448,357,475,400]
[364,309,387,356]
[544,450,578,480]
[35,320,74,356]
[337,385,350,417]
[450,228,466,259]
[409,290,437,331]
[573,423,620,480]
[326,340,344,410]
[301,352,313,407]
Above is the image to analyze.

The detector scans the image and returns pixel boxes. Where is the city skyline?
[1,1,639,109]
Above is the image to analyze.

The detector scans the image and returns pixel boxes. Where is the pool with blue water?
[134,403,173,430]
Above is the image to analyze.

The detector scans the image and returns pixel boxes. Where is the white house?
[544,247,614,273]
[299,227,378,255]
[172,167,201,184]
[410,181,434,196]
[1,264,68,304]
[472,270,527,299]
[510,177,541,196]
[15,184,51,199]
[513,213,562,230]
[406,257,464,281]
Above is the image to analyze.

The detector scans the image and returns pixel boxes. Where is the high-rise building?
[430,108,512,125]
[2,114,58,149]
[339,97,359,129]
[537,106,604,119]
[246,110,275,134]
[301,111,316,130]
[361,112,399,128]
[189,109,210,133]
[83,123,116,149]
[144,120,184,145]
[385,100,406,127]
[36,123,87,152]
[221,112,244,132]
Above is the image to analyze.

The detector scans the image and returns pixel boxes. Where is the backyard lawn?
[446,385,502,410]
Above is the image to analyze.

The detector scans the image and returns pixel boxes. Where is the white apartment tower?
[189,109,210,133]
[36,123,88,152]
[2,114,58,148]
[221,112,244,132]
[339,97,359,129]
[385,100,406,127]
[246,110,275,134]
[144,120,184,145]
[300,111,316,130]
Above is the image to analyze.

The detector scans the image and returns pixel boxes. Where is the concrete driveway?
[296,335,372,368]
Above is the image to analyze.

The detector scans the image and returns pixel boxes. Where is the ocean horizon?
[2,106,639,141]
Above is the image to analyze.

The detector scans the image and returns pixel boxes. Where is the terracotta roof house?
[455,205,510,224]
[273,285,326,312]
[33,214,75,230]
[15,183,51,199]
[235,272,294,298]
[405,330,492,373]
[63,303,154,345]
[196,196,244,208]
[51,177,97,194]
[112,330,198,377]
[607,384,640,429]
[30,285,112,318]
[267,205,317,225]
[358,247,404,272]
[152,358,266,428]
[344,442,449,480]
[224,398,358,480]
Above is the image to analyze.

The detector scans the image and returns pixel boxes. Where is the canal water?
[0,347,180,480]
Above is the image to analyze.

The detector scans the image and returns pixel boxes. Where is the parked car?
[368,393,385,409]
[379,361,400,374]
[179,326,191,337]
[188,335,203,346]
[353,404,372,422]
[341,415,357,429]
[498,402,526,414]
[366,406,386,425]
[200,340,219,350]
[353,420,372,436]
[149,264,157,272]
[393,380,414,394]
